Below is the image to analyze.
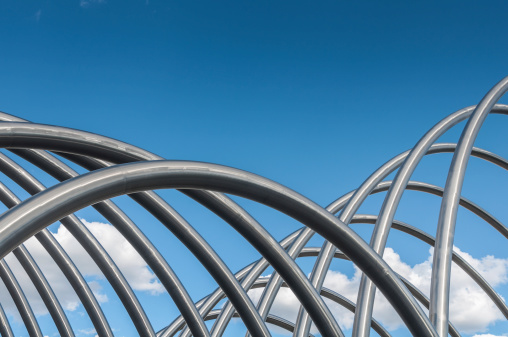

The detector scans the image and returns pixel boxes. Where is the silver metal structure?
[0,77,506,337]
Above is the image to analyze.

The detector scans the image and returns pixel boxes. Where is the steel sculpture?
[0,77,505,337]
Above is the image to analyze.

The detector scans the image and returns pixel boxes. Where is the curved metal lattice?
[0,77,507,337]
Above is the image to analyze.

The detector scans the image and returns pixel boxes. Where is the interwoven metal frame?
[0,77,507,337]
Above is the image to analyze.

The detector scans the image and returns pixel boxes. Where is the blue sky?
[1,1,508,337]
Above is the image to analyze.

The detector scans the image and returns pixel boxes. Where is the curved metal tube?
[8,148,210,337]
[253,273,455,337]
[128,191,273,337]
[288,248,460,337]
[281,137,508,337]
[204,310,317,337]
[0,259,43,337]
[0,181,74,337]
[183,188,506,337]
[62,154,344,337]
[165,203,500,337]
[212,175,507,337]
[170,217,473,337]
[12,245,75,337]
[197,141,508,337]
[0,181,113,337]
[161,267,390,337]
[49,152,344,337]
[0,301,14,337]
[0,115,278,337]
[269,174,508,337]
[77,151,506,336]
[353,101,508,337]
[197,284,389,337]
[181,190,343,337]
[349,215,508,320]
[35,230,114,337]
[0,152,155,337]
[431,77,508,336]
[175,229,304,337]
[0,160,439,337]
[190,205,496,337]
[0,118,344,337]
[0,92,502,337]
[296,247,462,337]
[249,228,315,334]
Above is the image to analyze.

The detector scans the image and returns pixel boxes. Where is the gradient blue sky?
[1,1,508,337]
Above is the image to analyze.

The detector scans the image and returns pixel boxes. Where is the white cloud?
[34,10,41,23]
[0,218,164,321]
[79,0,105,8]
[55,219,165,295]
[472,335,506,337]
[248,247,508,335]
[78,328,96,335]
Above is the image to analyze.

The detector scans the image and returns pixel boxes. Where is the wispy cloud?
[34,9,42,23]
[80,0,105,8]
[78,328,96,335]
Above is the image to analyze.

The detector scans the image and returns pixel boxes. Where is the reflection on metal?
[0,77,506,337]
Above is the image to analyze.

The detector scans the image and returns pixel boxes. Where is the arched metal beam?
[12,245,75,337]
[246,175,508,337]
[206,310,316,337]
[6,148,210,337]
[349,215,508,320]
[0,160,439,337]
[431,76,508,336]
[0,180,75,337]
[0,118,346,337]
[174,230,304,337]
[38,149,344,337]
[58,155,344,337]
[196,288,389,337]
[204,141,507,337]
[166,229,306,337]
[257,137,508,337]
[160,268,391,337]
[353,98,508,337]
[0,259,43,337]
[180,189,343,337]
[0,152,155,337]
[0,301,14,337]
[252,278,407,337]
[170,214,474,337]
[175,202,502,337]
[0,98,500,337]
[278,248,459,337]
[179,214,478,337]
[0,181,113,337]
[0,115,283,337]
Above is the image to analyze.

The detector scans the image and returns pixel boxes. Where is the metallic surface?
[0,78,504,337]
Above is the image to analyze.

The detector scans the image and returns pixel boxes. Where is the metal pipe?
[13,245,75,337]
[0,96,502,337]
[0,301,14,337]
[0,181,75,337]
[0,259,43,337]
[0,160,439,337]
[0,152,155,337]
[0,181,113,337]
[9,148,210,337]
[353,102,508,337]
[431,76,508,336]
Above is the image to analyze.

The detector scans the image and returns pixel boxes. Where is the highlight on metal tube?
[0,78,506,337]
